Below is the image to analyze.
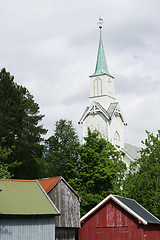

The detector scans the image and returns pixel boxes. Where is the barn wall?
[56,227,75,240]
[79,200,145,240]
[0,215,55,240]
[48,180,80,228]
[143,225,160,240]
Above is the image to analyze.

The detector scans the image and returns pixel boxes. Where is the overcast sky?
[0,0,160,146]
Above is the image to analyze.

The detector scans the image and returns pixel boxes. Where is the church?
[79,19,140,167]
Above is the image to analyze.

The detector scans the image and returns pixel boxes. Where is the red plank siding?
[79,199,160,240]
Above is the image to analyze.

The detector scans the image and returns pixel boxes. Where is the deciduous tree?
[68,129,126,216]
[0,138,14,178]
[123,130,160,219]
[45,119,80,180]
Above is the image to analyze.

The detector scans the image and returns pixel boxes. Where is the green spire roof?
[90,32,113,78]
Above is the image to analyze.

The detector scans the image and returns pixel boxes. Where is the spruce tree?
[0,68,47,178]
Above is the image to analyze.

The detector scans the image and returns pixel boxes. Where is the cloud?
[0,0,159,146]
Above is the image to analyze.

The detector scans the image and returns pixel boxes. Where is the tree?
[44,119,80,180]
[123,130,160,219]
[0,138,14,178]
[0,68,47,179]
[68,129,126,216]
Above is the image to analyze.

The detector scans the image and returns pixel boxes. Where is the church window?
[93,129,102,138]
[114,131,120,146]
[94,78,102,96]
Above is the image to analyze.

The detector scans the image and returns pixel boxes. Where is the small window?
[114,131,120,146]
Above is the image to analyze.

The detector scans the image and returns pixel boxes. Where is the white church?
[79,19,140,167]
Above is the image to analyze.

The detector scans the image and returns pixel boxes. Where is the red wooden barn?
[79,194,160,240]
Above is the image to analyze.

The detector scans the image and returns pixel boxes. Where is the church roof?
[107,102,118,118]
[123,143,141,160]
[90,32,113,78]
[79,101,126,126]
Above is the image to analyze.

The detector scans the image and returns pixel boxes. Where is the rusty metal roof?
[0,179,60,215]
[38,177,61,193]
[38,177,82,201]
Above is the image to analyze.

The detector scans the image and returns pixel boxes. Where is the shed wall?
[0,215,55,240]
[48,180,80,228]
[56,227,75,240]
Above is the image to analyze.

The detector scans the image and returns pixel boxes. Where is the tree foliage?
[44,119,80,180]
[0,68,47,179]
[0,138,14,178]
[123,130,160,219]
[68,129,126,216]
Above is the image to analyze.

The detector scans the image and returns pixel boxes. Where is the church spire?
[90,18,113,78]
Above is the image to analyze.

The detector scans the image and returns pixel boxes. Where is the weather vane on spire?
[97,17,104,29]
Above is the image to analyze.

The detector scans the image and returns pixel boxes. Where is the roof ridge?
[0,179,35,182]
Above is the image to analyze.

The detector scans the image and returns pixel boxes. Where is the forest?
[0,68,159,218]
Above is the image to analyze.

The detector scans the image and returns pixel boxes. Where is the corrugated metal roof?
[0,179,60,215]
[38,177,61,193]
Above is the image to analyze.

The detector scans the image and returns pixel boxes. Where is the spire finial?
[97,17,104,30]
[90,17,113,78]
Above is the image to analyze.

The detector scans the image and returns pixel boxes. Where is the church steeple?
[79,19,126,150]
[90,18,113,78]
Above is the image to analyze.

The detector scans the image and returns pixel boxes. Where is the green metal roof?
[0,180,60,215]
[90,32,113,78]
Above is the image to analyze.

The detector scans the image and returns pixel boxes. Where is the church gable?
[79,101,110,124]
[79,101,125,146]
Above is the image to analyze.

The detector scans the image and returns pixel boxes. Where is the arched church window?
[114,131,120,146]
[94,78,102,96]
[93,129,102,138]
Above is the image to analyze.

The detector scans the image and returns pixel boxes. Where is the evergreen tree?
[0,68,47,178]
[68,129,126,216]
[123,130,160,219]
[45,119,80,180]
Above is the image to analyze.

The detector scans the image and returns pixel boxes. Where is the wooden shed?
[79,194,160,240]
[38,176,81,240]
[0,179,60,240]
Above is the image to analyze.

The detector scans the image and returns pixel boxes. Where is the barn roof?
[0,179,60,215]
[81,194,160,225]
[38,176,82,200]
[38,176,61,193]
